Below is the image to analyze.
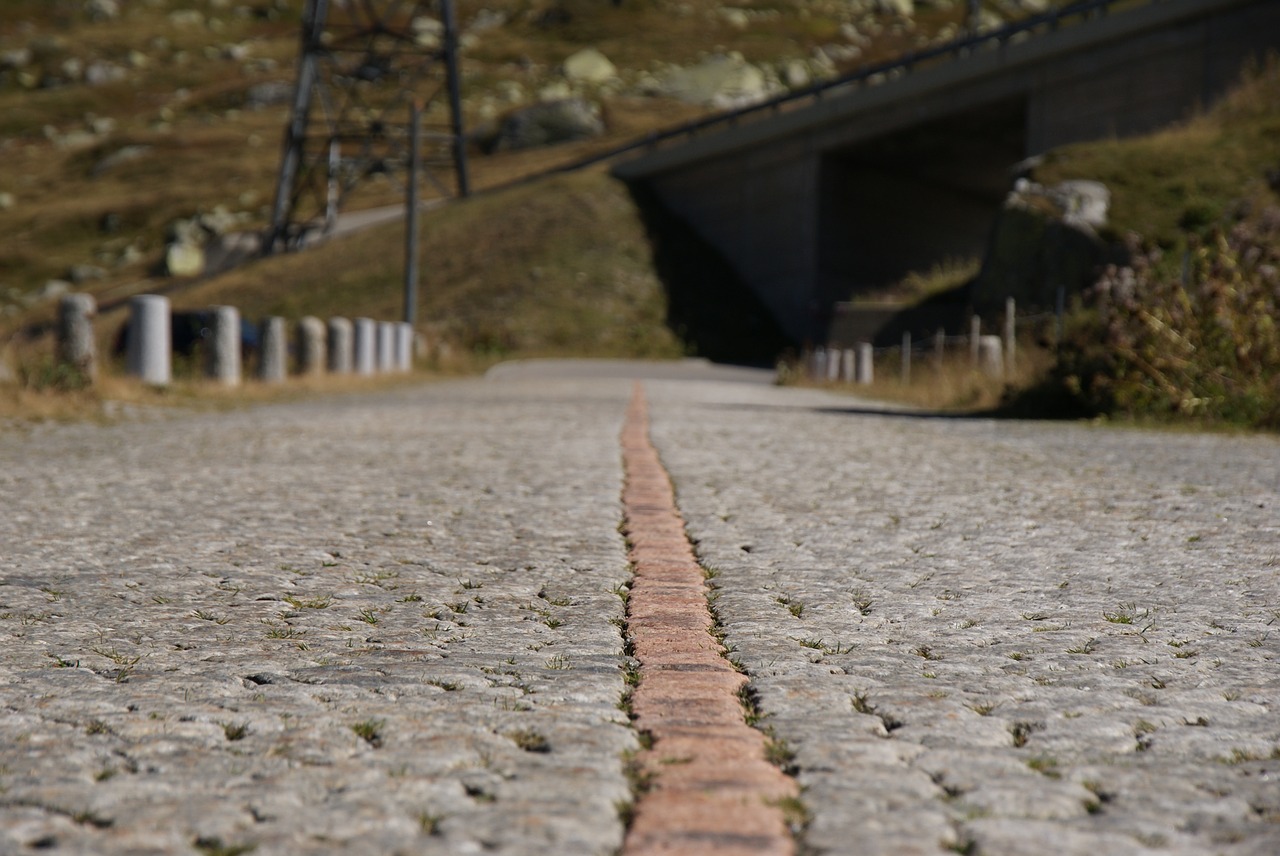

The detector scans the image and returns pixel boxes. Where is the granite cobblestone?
[646,379,1280,855]
[0,381,637,855]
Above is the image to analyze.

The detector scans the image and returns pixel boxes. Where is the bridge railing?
[554,0,1146,175]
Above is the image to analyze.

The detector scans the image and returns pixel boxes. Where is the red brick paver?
[620,383,798,856]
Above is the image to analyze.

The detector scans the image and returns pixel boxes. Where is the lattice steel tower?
[265,0,468,254]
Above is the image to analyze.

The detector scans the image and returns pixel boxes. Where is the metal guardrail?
[545,0,1142,176]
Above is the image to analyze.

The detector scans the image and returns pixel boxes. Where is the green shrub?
[1048,208,1280,427]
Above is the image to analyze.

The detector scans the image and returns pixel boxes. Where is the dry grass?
[788,340,1057,413]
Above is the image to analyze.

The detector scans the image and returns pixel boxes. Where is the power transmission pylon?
[265,0,469,254]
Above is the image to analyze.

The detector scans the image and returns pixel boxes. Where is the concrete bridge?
[612,0,1280,344]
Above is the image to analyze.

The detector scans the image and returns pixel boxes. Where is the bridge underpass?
[612,0,1280,346]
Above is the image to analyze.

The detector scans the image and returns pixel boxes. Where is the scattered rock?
[485,98,604,152]
[0,192,14,211]
[68,264,108,284]
[245,80,293,109]
[168,10,205,28]
[0,48,33,70]
[875,0,915,15]
[656,53,774,108]
[411,16,442,49]
[36,280,72,304]
[84,0,121,21]
[973,178,1117,308]
[720,8,750,30]
[92,144,152,177]
[164,242,205,278]
[84,60,126,86]
[563,48,616,84]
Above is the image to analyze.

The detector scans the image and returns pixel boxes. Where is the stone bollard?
[969,315,982,366]
[206,305,241,386]
[395,322,414,373]
[258,316,286,383]
[978,335,1004,378]
[856,342,874,385]
[841,348,855,383]
[126,294,171,386]
[57,293,97,382]
[327,317,353,374]
[810,347,826,381]
[353,317,377,376]
[826,345,840,382]
[376,321,396,373]
[297,316,326,376]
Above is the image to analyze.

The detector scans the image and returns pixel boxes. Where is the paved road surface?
[1,362,1277,854]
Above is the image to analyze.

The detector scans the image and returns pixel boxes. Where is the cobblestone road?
[2,364,1278,855]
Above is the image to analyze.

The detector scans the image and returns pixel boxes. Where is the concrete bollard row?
[113,295,413,387]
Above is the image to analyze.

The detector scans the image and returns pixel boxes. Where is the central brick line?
[619,383,798,856]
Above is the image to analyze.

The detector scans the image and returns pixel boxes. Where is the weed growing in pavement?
[913,645,941,661]
[283,595,331,609]
[544,654,570,670]
[427,679,461,692]
[966,701,1000,716]
[1009,721,1043,748]
[1066,638,1097,654]
[222,722,249,742]
[776,594,805,618]
[193,836,255,856]
[1026,756,1062,778]
[542,616,564,629]
[358,609,379,625]
[508,729,551,753]
[397,592,423,603]
[85,719,110,736]
[1103,603,1150,625]
[351,719,385,748]
[418,812,444,835]
[851,590,874,616]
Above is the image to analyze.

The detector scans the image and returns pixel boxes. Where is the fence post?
[258,316,286,382]
[353,317,376,376]
[901,331,911,384]
[327,317,353,374]
[207,305,241,386]
[1004,297,1017,374]
[826,344,840,382]
[57,293,97,383]
[126,294,170,386]
[297,316,326,375]
[856,342,874,385]
[969,315,981,367]
[934,327,945,370]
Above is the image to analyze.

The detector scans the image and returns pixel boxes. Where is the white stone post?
[856,342,874,385]
[327,317,353,374]
[258,316,286,383]
[395,322,414,372]
[126,294,170,386]
[297,316,326,375]
[1004,297,1017,374]
[377,321,396,373]
[57,293,97,382]
[353,317,377,376]
[978,335,1004,378]
[207,305,241,386]
[969,315,981,367]
[826,345,840,382]
[841,348,855,383]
